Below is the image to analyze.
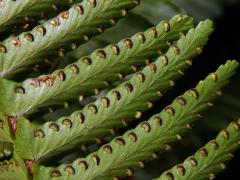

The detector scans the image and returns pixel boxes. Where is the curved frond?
[0,15,194,117]
[156,120,240,180]
[33,60,239,180]
[0,0,138,78]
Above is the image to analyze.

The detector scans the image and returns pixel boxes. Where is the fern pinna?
[0,0,239,180]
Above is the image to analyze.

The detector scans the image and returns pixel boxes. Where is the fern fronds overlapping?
[0,1,239,180]
[14,19,213,161]
[0,15,194,117]
[0,0,138,78]
[34,60,239,180]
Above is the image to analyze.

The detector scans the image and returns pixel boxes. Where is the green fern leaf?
[0,15,194,117]
[0,0,138,78]
[156,120,240,180]
[33,60,239,180]
[0,0,72,35]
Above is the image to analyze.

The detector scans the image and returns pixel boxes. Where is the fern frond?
[14,19,212,161]
[0,15,194,117]
[33,60,239,180]
[0,0,138,78]
[0,153,29,180]
[0,0,72,35]
[156,119,240,180]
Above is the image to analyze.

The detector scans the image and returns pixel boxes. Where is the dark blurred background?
[188,2,240,179]
[217,3,240,179]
